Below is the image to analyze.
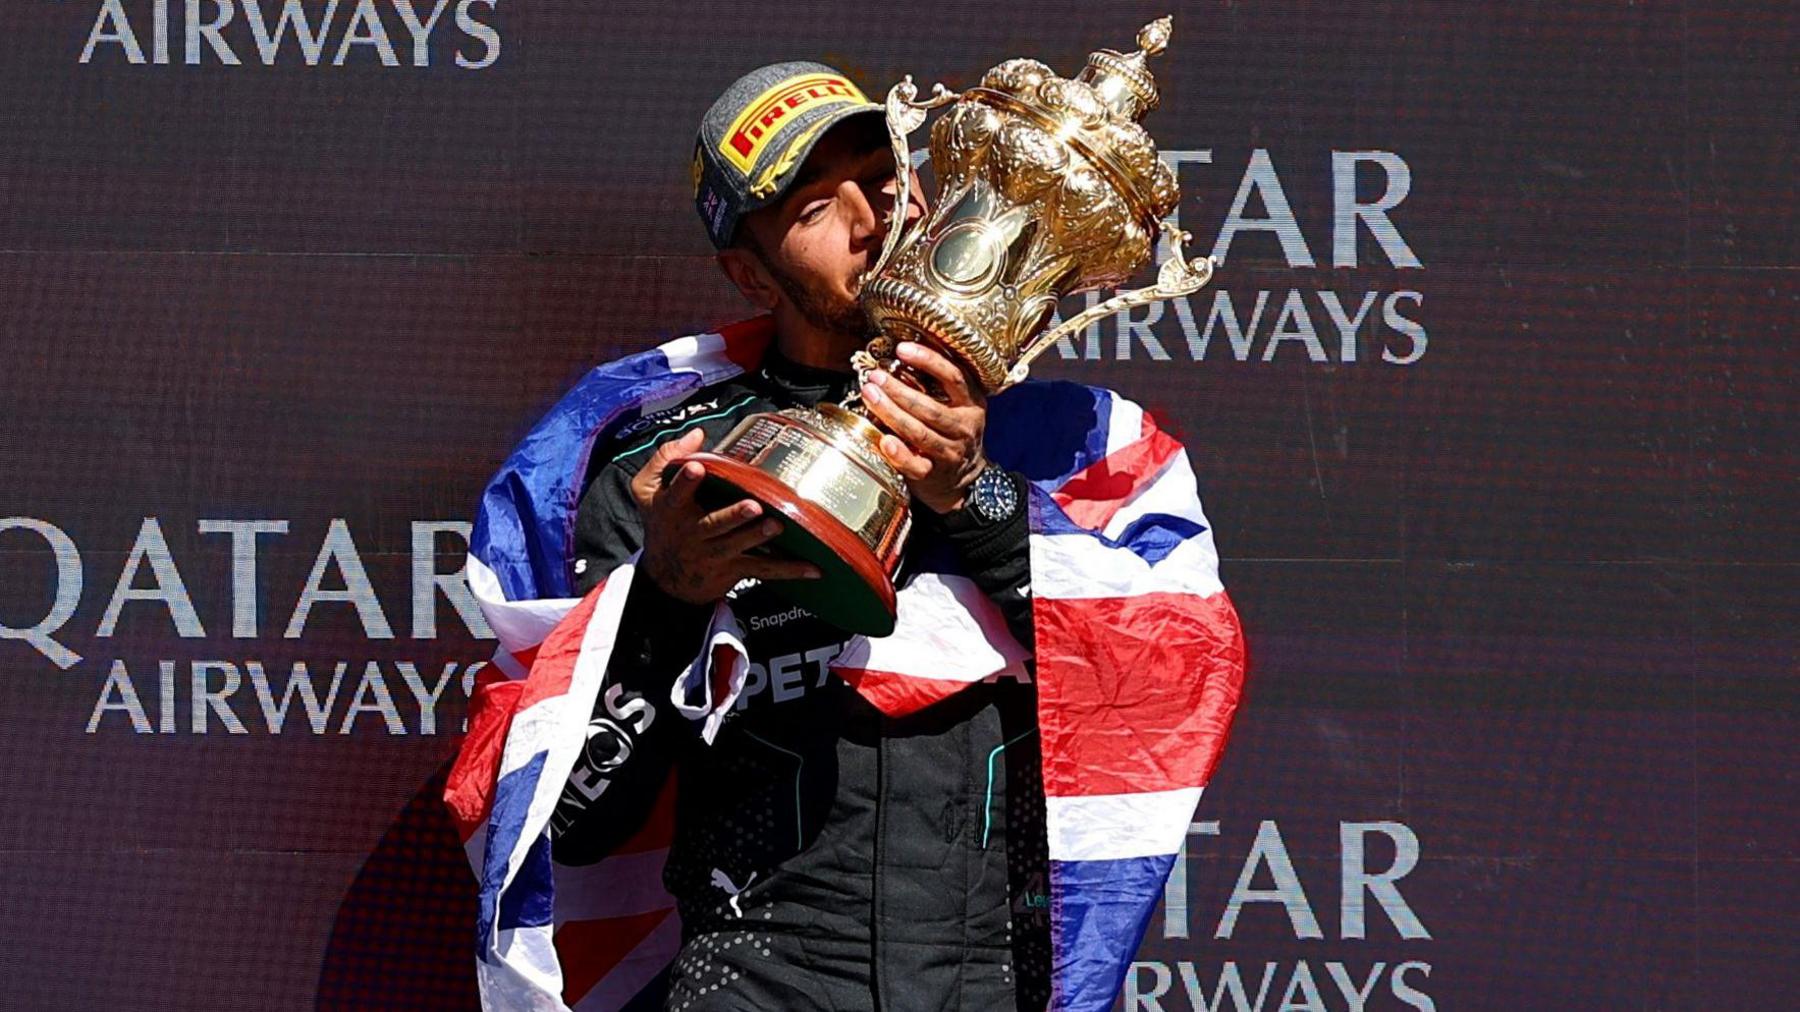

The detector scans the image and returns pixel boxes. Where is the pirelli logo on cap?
[720,72,870,174]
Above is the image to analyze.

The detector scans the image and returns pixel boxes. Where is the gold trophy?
[680,17,1217,636]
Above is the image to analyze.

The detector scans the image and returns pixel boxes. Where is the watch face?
[973,468,1018,523]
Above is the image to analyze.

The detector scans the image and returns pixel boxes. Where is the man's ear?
[716,247,781,311]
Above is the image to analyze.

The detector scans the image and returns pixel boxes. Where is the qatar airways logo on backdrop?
[74,0,501,69]
[1129,820,1437,1012]
[1053,149,1427,366]
[0,516,494,736]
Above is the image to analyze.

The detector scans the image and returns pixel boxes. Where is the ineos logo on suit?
[557,682,656,815]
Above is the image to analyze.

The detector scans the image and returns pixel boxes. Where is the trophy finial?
[1075,16,1172,121]
[1136,16,1172,58]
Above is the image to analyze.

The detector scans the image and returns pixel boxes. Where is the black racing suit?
[548,349,1051,1011]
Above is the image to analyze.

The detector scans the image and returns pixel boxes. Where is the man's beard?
[764,256,874,343]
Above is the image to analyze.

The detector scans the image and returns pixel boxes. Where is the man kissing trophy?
[675,16,1218,636]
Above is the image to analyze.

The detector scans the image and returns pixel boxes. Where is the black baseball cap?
[692,61,887,249]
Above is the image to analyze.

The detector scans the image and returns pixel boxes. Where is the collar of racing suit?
[755,345,858,408]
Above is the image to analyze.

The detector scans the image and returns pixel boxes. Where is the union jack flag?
[443,315,1247,1010]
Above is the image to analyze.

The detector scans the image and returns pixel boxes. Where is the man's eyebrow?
[784,145,893,211]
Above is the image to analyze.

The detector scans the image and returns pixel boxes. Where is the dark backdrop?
[0,2,1792,1009]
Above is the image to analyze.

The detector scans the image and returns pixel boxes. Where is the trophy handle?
[868,76,959,282]
[1003,224,1219,389]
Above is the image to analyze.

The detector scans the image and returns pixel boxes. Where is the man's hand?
[632,428,822,605]
[859,341,989,514]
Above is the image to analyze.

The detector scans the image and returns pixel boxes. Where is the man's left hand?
[859,341,988,514]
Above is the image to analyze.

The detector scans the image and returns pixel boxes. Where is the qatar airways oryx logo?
[1053,149,1428,366]
[0,516,495,736]
[74,0,501,69]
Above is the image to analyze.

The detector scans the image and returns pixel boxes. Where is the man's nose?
[848,175,923,253]
[843,178,884,253]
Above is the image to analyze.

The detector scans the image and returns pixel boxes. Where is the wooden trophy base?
[685,452,899,637]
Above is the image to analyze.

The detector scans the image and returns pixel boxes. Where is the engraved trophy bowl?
[679,16,1217,636]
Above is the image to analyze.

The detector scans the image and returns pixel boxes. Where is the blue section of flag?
[470,346,700,602]
[988,381,1115,486]
[1029,485,1209,566]
[1050,854,1178,1011]
[1105,514,1208,566]
[476,750,548,956]
[885,382,1112,582]
[499,831,556,931]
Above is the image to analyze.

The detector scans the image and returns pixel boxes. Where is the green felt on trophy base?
[693,467,898,638]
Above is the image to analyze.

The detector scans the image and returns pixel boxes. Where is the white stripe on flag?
[488,648,528,681]
[481,924,568,1011]
[656,331,717,373]
[832,572,1029,683]
[1102,396,1145,458]
[466,554,580,657]
[491,566,636,884]
[1046,787,1206,861]
[659,328,748,387]
[671,600,750,744]
[1099,452,1213,542]
[1030,532,1224,601]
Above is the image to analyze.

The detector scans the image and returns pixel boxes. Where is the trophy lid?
[962,17,1182,226]
[1075,16,1171,122]
[863,14,1211,394]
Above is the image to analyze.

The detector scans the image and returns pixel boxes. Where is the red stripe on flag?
[709,641,739,708]
[442,666,523,842]
[555,907,676,1007]
[1053,423,1183,532]
[718,315,775,372]
[835,667,981,717]
[1034,591,1247,798]
[517,579,607,712]
[448,580,613,841]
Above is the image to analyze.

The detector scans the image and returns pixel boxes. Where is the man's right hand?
[631,428,822,605]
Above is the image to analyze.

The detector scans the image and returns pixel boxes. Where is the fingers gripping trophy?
[678,17,1217,636]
